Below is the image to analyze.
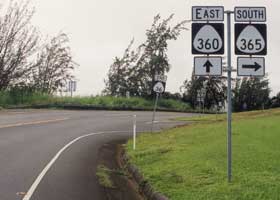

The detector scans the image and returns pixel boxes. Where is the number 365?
[239,39,263,51]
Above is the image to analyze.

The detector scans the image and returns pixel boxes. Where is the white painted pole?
[133,115,137,150]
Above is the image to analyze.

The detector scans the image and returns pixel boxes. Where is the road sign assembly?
[235,23,267,55]
[194,57,222,76]
[153,74,167,94]
[192,6,224,21]
[151,75,167,132]
[235,7,266,22]
[192,23,224,55]
[191,5,268,183]
[237,57,265,77]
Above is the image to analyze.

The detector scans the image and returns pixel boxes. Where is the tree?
[181,75,227,109]
[0,1,39,90]
[104,14,188,97]
[104,39,142,96]
[31,33,76,94]
[140,14,188,96]
[270,92,280,108]
[233,76,271,111]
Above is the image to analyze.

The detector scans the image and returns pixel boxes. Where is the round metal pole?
[151,93,159,133]
[226,11,233,183]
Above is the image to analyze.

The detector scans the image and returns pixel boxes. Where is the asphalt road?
[0,109,196,200]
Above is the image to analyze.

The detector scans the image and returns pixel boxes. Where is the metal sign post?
[151,93,159,133]
[225,10,233,183]
[133,115,137,150]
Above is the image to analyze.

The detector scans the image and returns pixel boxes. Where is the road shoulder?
[96,140,144,200]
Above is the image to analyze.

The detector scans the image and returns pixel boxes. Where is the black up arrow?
[242,62,262,71]
[204,60,213,73]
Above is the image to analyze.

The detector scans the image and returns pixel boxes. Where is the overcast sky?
[1,0,279,95]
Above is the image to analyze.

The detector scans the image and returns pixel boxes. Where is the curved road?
[0,109,196,200]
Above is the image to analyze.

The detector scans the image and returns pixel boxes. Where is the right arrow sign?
[237,57,265,77]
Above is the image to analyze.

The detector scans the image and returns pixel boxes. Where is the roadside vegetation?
[0,1,279,112]
[0,1,76,95]
[96,165,115,189]
[127,108,280,200]
[0,91,191,112]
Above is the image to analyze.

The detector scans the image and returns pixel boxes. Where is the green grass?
[126,108,280,200]
[96,165,115,188]
[0,91,191,112]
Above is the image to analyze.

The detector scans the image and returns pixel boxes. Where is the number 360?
[197,38,220,50]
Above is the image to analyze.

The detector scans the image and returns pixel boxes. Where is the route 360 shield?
[192,23,224,55]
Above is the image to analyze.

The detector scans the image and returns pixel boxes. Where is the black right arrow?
[242,62,262,71]
[203,60,213,73]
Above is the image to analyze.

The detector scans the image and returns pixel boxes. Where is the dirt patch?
[96,140,144,200]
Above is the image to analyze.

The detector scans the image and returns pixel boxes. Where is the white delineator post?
[133,115,137,150]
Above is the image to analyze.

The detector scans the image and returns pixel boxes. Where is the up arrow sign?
[242,62,262,71]
[204,60,213,73]
[194,57,222,76]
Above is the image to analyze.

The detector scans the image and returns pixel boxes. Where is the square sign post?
[191,6,267,183]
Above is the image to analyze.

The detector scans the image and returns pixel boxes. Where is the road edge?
[119,146,169,200]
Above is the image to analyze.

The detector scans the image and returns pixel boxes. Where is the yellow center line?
[0,118,69,129]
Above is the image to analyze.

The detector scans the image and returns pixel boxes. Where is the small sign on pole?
[155,75,167,82]
[194,57,222,76]
[237,57,265,77]
[153,75,167,94]
[151,75,167,132]
[153,82,165,94]
[192,23,225,55]
[68,80,77,97]
[192,6,224,21]
[235,23,267,55]
[235,7,266,22]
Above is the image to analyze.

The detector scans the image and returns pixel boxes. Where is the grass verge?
[126,108,280,200]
